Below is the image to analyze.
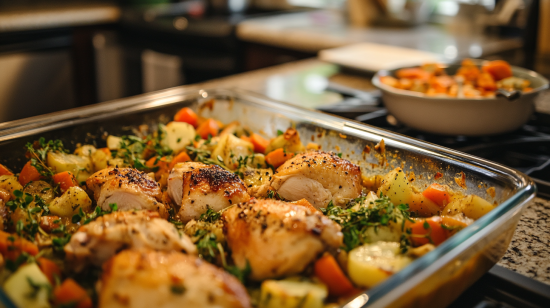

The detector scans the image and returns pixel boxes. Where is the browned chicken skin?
[167,162,250,223]
[99,249,251,308]
[271,151,363,209]
[223,198,343,281]
[64,211,195,271]
[86,167,167,217]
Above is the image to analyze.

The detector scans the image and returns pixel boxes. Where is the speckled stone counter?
[498,197,550,285]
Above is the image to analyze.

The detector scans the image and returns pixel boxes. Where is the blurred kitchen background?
[0,0,548,121]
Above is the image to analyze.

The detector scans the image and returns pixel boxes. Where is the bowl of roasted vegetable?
[373,59,549,136]
[0,102,511,308]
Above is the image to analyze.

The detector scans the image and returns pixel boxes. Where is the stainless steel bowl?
[372,62,549,136]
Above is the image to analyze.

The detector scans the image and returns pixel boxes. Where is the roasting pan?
[0,88,536,308]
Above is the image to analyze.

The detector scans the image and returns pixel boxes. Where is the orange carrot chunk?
[476,72,497,91]
[407,217,447,247]
[396,68,431,81]
[0,163,13,176]
[265,148,294,168]
[314,253,355,297]
[54,278,92,308]
[196,118,220,139]
[37,257,62,285]
[0,231,39,261]
[145,156,170,177]
[250,133,269,154]
[52,171,78,192]
[19,161,42,186]
[422,183,451,208]
[482,60,512,81]
[174,107,198,128]
[169,152,191,169]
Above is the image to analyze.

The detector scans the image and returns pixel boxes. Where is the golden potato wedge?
[47,152,92,183]
[442,195,496,220]
[49,186,92,217]
[377,168,414,206]
[0,175,23,199]
[348,242,412,288]
[259,279,327,308]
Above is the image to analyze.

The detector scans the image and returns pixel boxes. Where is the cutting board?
[318,43,442,72]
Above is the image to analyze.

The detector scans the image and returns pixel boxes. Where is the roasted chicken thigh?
[64,211,195,271]
[86,167,167,217]
[167,162,250,223]
[223,198,343,280]
[99,249,251,308]
[271,151,362,209]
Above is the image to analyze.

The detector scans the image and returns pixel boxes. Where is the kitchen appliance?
[372,62,549,136]
[0,88,535,308]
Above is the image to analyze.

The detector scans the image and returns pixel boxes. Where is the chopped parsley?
[225,261,251,285]
[321,194,413,252]
[25,138,68,178]
[199,208,221,223]
[72,203,118,225]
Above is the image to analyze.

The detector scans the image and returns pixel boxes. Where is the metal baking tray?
[0,88,536,308]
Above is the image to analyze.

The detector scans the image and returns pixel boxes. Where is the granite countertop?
[236,10,522,58]
[499,197,550,284]
[192,58,550,285]
[0,3,120,32]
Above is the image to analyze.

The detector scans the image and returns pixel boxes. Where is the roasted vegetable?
[3,263,52,308]
[46,152,92,183]
[212,133,254,170]
[348,242,412,288]
[162,121,196,153]
[259,279,328,308]
[442,195,496,220]
[49,186,92,217]
[265,128,305,154]
[23,181,55,204]
[0,175,24,199]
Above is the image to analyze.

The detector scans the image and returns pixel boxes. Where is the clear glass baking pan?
[0,88,536,308]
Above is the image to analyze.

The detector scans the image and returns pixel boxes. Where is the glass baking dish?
[0,88,536,308]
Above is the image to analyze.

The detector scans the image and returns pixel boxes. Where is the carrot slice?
[250,133,269,154]
[146,156,170,177]
[37,257,62,285]
[422,183,450,208]
[265,148,294,168]
[0,163,13,176]
[476,72,497,91]
[396,68,431,81]
[174,107,198,128]
[314,253,354,297]
[482,60,512,81]
[54,278,92,308]
[19,161,42,186]
[240,135,251,143]
[52,171,78,192]
[169,152,191,169]
[0,231,39,261]
[196,118,219,139]
[407,217,447,247]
